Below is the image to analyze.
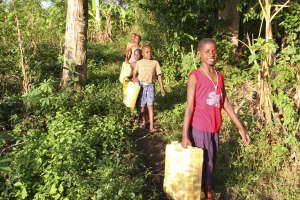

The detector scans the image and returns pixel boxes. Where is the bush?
[1,62,150,199]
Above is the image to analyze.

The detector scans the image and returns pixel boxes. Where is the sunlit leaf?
[249,64,261,74]
[50,184,57,194]
[248,54,258,64]
[14,182,23,187]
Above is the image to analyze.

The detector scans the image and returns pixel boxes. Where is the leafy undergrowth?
[0,56,154,199]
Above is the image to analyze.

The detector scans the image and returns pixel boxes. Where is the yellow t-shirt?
[134,59,162,84]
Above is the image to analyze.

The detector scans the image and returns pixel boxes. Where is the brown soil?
[134,123,168,199]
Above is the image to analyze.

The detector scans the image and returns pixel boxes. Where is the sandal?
[149,127,164,133]
[139,123,146,129]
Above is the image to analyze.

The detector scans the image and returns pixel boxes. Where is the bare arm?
[125,45,132,62]
[132,63,138,82]
[223,96,250,146]
[181,74,196,148]
[132,73,138,82]
[157,75,165,97]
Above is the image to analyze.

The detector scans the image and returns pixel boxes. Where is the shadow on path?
[133,127,169,199]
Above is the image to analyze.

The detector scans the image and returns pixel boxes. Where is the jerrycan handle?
[171,141,193,148]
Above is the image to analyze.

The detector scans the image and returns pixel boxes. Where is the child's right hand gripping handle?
[181,135,192,149]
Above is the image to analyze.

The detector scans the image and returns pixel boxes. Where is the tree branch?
[258,0,267,21]
[270,0,290,21]
[1,140,29,156]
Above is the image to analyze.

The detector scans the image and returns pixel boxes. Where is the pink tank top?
[130,47,142,63]
[189,69,225,133]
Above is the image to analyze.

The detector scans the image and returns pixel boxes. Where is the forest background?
[0,0,299,199]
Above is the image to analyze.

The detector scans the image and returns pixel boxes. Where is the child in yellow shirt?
[133,45,165,132]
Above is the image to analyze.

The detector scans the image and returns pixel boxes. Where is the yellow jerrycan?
[163,141,204,200]
[122,77,130,95]
[123,81,141,108]
[119,62,132,84]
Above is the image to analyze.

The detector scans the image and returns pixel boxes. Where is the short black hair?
[198,38,216,50]
[142,45,152,51]
[134,48,142,54]
[135,34,141,41]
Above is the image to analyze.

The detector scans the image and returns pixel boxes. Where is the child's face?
[197,42,218,66]
[134,36,141,44]
[131,34,136,42]
[134,50,142,61]
[142,46,152,60]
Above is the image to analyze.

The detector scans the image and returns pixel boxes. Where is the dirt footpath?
[134,126,168,199]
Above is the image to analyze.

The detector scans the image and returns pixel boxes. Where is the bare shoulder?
[188,73,197,85]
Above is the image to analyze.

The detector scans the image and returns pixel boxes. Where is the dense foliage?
[1,0,299,199]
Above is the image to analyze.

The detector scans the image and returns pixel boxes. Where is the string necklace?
[201,67,218,91]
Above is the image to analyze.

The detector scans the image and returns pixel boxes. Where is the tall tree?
[95,0,100,29]
[13,0,31,94]
[219,0,240,47]
[61,0,88,89]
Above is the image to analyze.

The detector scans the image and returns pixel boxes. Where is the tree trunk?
[259,0,273,121]
[61,0,88,89]
[95,0,100,29]
[13,3,30,94]
[258,0,290,121]
[219,0,240,47]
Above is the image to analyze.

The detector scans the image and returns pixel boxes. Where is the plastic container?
[119,62,132,84]
[163,141,204,200]
[122,77,130,95]
[123,81,141,108]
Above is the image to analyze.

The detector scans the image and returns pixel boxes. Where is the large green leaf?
[0,157,12,163]
[0,164,12,172]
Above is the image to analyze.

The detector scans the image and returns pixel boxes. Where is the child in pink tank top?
[181,38,251,200]
[129,35,142,63]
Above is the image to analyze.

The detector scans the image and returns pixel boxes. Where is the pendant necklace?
[201,67,218,91]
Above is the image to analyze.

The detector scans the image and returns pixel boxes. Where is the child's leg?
[138,82,155,129]
[189,127,219,200]
[140,106,146,127]
[147,105,154,130]
[202,184,213,200]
